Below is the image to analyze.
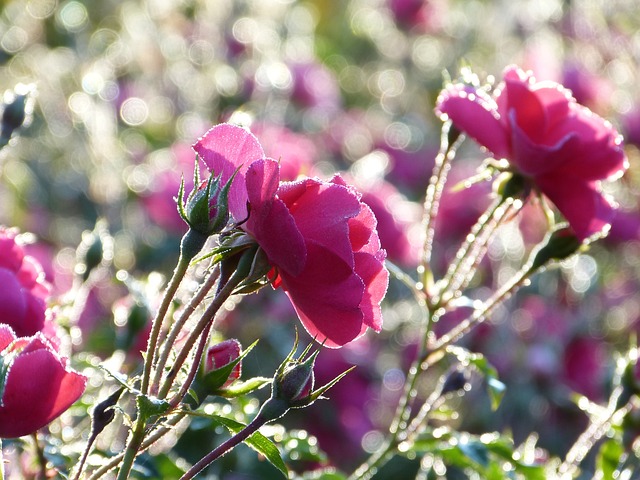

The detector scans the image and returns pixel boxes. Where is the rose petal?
[193,123,266,222]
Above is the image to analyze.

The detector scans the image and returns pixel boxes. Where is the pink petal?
[245,160,306,276]
[279,243,365,348]
[535,175,616,241]
[354,249,388,332]
[0,324,16,350]
[193,123,266,222]
[0,269,27,334]
[435,84,510,159]
[278,179,361,268]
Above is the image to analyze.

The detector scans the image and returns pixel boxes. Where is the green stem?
[157,265,246,400]
[115,414,147,480]
[438,198,521,307]
[152,265,220,394]
[141,252,191,395]
[419,121,462,296]
[0,438,4,480]
[557,386,631,478]
[86,413,186,480]
[180,412,271,480]
[32,433,47,480]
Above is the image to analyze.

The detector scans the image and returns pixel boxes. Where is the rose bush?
[194,123,388,347]
[435,65,628,241]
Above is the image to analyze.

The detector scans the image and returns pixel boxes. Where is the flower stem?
[115,413,147,480]
[557,386,632,478]
[419,121,461,296]
[157,264,247,400]
[438,197,521,306]
[141,252,191,395]
[180,413,269,480]
[152,265,220,394]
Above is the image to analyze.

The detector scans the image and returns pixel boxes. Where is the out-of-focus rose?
[0,324,86,438]
[252,122,317,181]
[194,124,388,347]
[0,227,51,337]
[435,65,628,241]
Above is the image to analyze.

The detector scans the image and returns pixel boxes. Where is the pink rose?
[193,124,388,347]
[435,65,628,241]
[0,324,87,438]
[0,227,51,337]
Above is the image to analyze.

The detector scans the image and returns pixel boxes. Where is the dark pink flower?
[194,124,388,347]
[0,324,87,438]
[435,65,628,241]
[0,228,50,337]
[205,339,242,388]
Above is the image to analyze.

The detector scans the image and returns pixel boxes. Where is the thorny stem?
[157,267,246,400]
[438,197,521,306]
[141,252,191,395]
[179,412,270,480]
[152,265,221,394]
[419,121,462,296]
[86,413,186,480]
[351,258,538,480]
[557,386,633,478]
[167,323,213,409]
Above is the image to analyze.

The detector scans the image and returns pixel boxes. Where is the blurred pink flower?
[251,122,317,181]
[0,324,86,438]
[351,178,421,268]
[205,339,242,388]
[194,124,388,347]
[140,143,198,234]
[562,336,605,400]
[0,228,51,337]
[435,65,628,241]
[289,61,341,113]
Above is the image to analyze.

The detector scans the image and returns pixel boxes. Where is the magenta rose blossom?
[194,124,388,347]
[0,227,51,337]
[435,65,628,241]
[0,324,87,438]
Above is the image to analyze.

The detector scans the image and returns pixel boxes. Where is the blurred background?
[1,0,640,477]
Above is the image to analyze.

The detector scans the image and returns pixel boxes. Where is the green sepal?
[215,376,271,398]
[200,340,258,392]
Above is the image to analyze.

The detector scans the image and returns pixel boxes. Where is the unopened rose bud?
[0,83,34,148]
[75,219,113,282]
[205,339,242,388]
[272,352,316,406]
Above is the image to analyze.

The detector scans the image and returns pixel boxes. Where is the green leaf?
[209,414,288,478]
[216,376,271,398]
[458,440,489,467]
[137,394,170,422]
[597,439,625,480]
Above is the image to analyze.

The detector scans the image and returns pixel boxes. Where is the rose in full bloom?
[435,65,628,241]
[0,324,87,438]
[0,227,50,337]
[194,124,388,347]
